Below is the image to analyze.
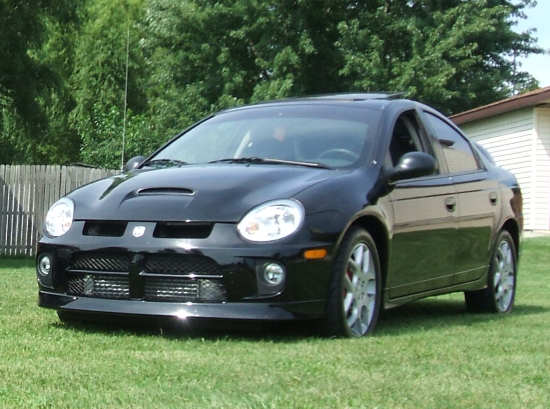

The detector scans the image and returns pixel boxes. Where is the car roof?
[219,92,408,114]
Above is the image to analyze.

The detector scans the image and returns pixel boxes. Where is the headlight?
[44,198,74,237]
[237,199,304,242]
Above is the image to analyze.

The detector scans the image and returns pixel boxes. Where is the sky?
[515,1,550,87]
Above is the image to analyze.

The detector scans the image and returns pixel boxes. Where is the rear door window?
[423,112,480,173]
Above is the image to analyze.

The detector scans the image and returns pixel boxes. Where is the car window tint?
[424,112,479,173]
[389,113,424,166]
[152,105,380,168]
[473,142,495,165]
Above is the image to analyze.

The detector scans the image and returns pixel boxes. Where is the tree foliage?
[0,0,543,167]
[0,0,80,163]
[70,0,149,169]
[336,0,541,113]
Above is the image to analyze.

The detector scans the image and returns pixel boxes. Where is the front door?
[387,176,458,298]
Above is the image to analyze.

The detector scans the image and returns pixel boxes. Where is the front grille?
[67,273,130,299]
[153,222,212,239]
[83,221,127,237]
[65,252,227,302]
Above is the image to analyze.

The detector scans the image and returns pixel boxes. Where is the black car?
[36,94,522,337]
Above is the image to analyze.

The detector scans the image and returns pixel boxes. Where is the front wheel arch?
[325,227,383,337]
[340,215,389,294]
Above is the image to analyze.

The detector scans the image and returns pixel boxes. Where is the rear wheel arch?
[501,218,520,261]
[465,229,517,313]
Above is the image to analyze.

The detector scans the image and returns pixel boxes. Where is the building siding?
[534,107,550,229]
[459,108,537,230]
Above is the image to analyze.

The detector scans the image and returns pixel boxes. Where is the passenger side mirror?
[388,152,436,183]
[124,156,145,172]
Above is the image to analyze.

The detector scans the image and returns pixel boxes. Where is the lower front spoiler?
[39,291,325,321]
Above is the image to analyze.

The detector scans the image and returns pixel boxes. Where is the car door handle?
[489,191,498,205]
[445,196,456,212]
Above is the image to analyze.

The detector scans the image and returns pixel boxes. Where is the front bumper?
[37,221,335,321]
[39,290,325,320]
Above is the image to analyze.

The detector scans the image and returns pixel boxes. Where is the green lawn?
[1,238,549,409]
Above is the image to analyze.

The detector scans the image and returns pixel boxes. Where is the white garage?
[451,86,550,231]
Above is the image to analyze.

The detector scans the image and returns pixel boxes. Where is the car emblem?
[132,226,146,238]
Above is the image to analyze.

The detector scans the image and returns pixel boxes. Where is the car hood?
[69,164,332,222]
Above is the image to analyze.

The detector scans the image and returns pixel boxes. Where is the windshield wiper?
[208,157,332,169]
[143,159,189,168]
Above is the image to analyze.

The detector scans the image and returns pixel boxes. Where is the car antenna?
[120,23,130,171]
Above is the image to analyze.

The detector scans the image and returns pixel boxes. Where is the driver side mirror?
[388,152,436,183]
[124,156,145,172]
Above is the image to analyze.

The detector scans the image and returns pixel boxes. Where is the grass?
[1,238,549,409]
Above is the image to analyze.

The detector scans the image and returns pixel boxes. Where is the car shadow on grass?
[48,300,547,341]
[377,298,547,337]
[50,311,326,341]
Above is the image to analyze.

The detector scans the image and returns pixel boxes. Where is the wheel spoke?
[348,259,361,277]
[366,278,376,296]
[505,247,512,265]
[367,297,375,321]
[365,257,376,282]
[493,272,502,291]
[343,292,354,313]
[504,273,515,289]
[343,273,354,292]
[347,307,359,328]
[357,316,368,335]
[353,245,364,268]
[495,287,503,302]
[361,248,370,274]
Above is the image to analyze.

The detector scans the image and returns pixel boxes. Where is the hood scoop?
[136,187,195,196]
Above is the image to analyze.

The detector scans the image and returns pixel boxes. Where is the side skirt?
[383,274,488,310]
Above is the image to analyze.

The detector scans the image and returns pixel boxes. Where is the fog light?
[38,255,52,276]
[263,263,285,285]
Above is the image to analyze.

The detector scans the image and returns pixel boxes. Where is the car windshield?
[147,104,380,169]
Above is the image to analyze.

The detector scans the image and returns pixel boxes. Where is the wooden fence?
[0,165,118,256]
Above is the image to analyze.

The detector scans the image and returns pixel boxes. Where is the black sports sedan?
[36,94,522,337]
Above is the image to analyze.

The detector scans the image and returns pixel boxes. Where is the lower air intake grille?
[70,253,130,273]
[65,252,227,302]
[67,274,130,299]
[144,278,226,302]
[145,254,219,275]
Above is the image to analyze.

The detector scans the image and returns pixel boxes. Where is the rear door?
[421,111,498,284]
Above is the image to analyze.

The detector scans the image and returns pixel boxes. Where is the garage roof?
[451,86,550,125]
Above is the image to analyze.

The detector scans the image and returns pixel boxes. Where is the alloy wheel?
[342,243,378,336]
[493,239,515,312]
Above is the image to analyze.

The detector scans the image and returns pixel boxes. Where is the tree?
[336,0,542,114]
[71,0,149,169]
[0,0,79,164]
[1,0,542,167]
[140,0,357,135]
[139,0,541,130]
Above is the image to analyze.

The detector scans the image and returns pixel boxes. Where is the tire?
[326,228,382,337]
[465,230,517,313]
